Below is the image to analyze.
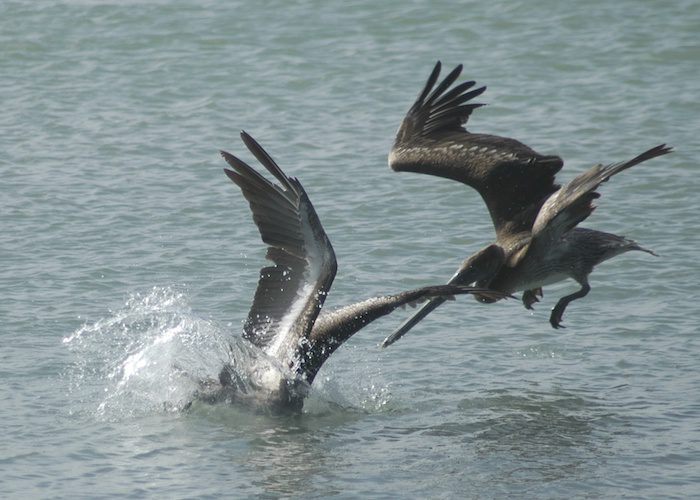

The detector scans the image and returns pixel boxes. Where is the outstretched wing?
[303,284,510,381]
[222,131,337,369]
[530,144,672,249]
[389,61,564,238]
[393,61,487,141]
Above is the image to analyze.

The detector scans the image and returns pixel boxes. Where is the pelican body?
[196,132,506,412]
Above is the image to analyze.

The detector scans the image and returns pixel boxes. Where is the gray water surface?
[2,0,699,498]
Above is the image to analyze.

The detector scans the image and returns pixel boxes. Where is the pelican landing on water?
[381,61,672,348]
[194,131,506,413]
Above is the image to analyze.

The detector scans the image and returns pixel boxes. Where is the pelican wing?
[393,61,487,141]
[530,144,672,249]
[304,284,509,380]
[222,132,337,367]
[389,61,564,237]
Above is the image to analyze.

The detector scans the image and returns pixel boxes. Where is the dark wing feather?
[304,284,509,381]
[390,61,564,238]
[397,61,486,141]
[222,131,337,370]
[531,144,672,248]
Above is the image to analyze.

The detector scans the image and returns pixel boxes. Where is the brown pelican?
[381,62,672,347]
[195,131,506,413]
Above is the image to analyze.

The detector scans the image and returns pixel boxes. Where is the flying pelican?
[194,131,506,413]
[381,62,671,347]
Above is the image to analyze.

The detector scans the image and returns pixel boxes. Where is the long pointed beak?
[381,296,447,348]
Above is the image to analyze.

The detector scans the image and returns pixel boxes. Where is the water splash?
[63,286,393,419]
[63,286,235,419]
[308,348,394,414]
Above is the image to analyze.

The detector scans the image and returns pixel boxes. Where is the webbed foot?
[549,282,590,329]
[549,306,566,329]
[522,288,543,310]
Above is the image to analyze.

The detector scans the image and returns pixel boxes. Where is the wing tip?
[220,149,241,170]
[222,166,240,185]
[654,143,673,156]
[239,129,253,146]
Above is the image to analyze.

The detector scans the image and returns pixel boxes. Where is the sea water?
[2,0,699,497]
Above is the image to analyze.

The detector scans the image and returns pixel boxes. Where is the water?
[2,0,699,497]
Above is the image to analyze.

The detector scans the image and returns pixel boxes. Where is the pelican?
[381,62,671,347]
[195,131,506,413]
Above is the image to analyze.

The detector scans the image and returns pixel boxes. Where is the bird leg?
[550,281,590,329]
[522,288,543,310]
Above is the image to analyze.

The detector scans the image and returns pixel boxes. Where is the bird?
[194,131,507,413]
[381,61,671,347]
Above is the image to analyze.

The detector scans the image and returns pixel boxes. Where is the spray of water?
[63,286,393,419]
[63,286,238,418]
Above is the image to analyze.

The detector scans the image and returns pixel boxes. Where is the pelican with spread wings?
[382,62,671,347]
[196,131,506,412]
